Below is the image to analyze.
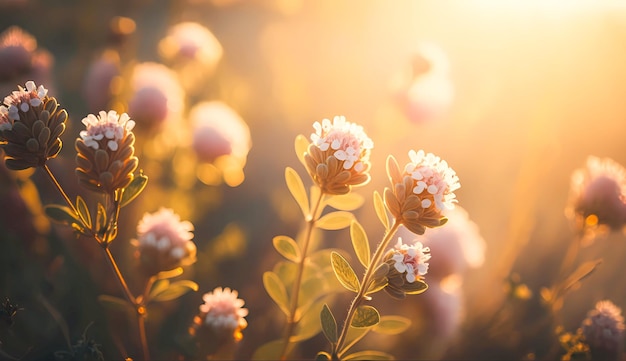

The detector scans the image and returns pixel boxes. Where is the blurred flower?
[127,62,184,132]
[418,277,463,340]
[158,22,222,91]
[383,237,430,299]
[0,81,66,170]
[190,101,251,164]
[0,27,54,95]
[397,205,486,280]
[391,43,454,124]
[0,26,36,81]
[82,50,121,113]
[304,116,373,195]
[581,300,624,361]
[385,150,460,235]
[132,207,197,276]
[566,156,626,235]
[190,287,248,358]
[74,110,138,194]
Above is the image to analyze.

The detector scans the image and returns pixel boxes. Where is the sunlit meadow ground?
[2,1,626,360]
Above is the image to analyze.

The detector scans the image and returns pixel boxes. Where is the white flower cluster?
[79,110,135,151]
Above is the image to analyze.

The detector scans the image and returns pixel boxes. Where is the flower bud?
[132,208,196,276]
[382,237,430,300]
[0,81,66,170]
[304,116,373,195]
[75,110,138,194]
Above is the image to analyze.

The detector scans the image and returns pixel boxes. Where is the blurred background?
[2,0,626,360]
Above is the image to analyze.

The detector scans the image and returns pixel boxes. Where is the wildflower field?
[2,1,626,360]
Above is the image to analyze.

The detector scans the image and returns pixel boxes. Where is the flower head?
[83,50,121,112]
[75,110,138,194]
[398,205,486,280]
[384,150,460,235]
[304,116,373,194]
[581,300,625,361]
[382,237,431,299]
[0,26,37,81]
[0,81,66,170]
[132,208,196,276]
[566,156,626,235]
[127,62,184,132]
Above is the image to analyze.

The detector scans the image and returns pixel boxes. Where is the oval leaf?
[317,211,354,230]
[148,279,170,300]
[351,305,380,328]
[150,280,198,302]
[325,193,364,211]
[292,300,324,342]
[344,351,394,360]
[404,280,428,295]
[273,235,301,262]
[76,196,91,229]
[44,205,82,229]
[320,304,338,344]
[263,271,290,316]
[295,134,309,167]
[373,315,411,335]
[373,191,389,230]
[330,251,360,292]
[120,173,148,208]
[350,221,370,267]
[285,167,310,218]
[156,267,184,280]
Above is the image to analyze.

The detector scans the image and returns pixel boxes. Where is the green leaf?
[404,280,428,295]
[120,173,148,207]
[76,196,91,229]
[95,202,107,234]
[292,300,324,342]
[350,221,370,267]
[251,339,292,360]
[44,205,83,230]
[156,267,184,280]
[273,235,301,262]
[330,251,360,292]
[149,280,198,302]
[320,304,338,344]
[373,315,411,335]
[294,134,309,167]
[351,305,380,328]
[263,271,290,316]
[343,351,394,360]
[285,167,310,218]
[97,295,132,313]
[325,193,364,211]
[148,279,170,300]
[316,211,354,230]
[373,191,389,230]
[339,326,370,356]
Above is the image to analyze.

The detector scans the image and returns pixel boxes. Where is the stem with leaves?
[333,220,400,358]
[279,190,325,360]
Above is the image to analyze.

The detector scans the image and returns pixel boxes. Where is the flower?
[190,101,251,163]
[566,156,626,235]
[74,110,138,194]
[384,150,460,235]
[397,206,486,280]
[0,26,37,81]
[158,22,223,92]
[82,50,121,113]
[189,287,248,359]
[382,237,431,299]
[581,300,625,361]
[304,116,373,195]
[132,208,196,276]
[127,62,184,132]
[0,81,67,170]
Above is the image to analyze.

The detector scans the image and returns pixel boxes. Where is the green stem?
[334,220,401,357]
[137,311,150,360]
[279,190,325,360]
[103,246,136,305]
[43,164,79,216]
